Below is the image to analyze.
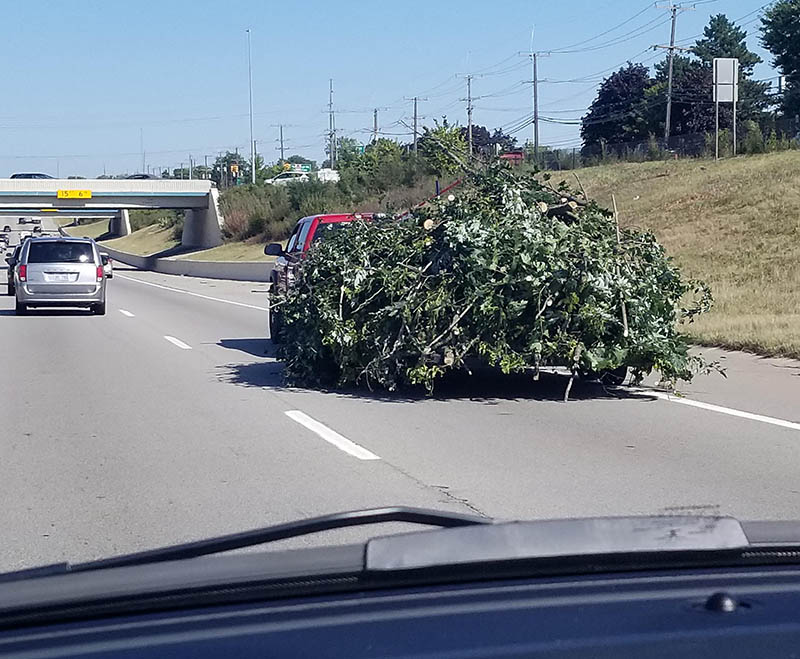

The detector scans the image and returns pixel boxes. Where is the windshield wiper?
[0,507,488,582]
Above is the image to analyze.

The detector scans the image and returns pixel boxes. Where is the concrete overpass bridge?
[0,179,224,247]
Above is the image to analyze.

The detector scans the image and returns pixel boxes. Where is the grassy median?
[175,241,271,261]
[577,151,800,359]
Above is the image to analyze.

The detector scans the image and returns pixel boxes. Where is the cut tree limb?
[611,193,629,338]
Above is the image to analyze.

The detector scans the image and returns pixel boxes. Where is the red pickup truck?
[264,213,377,342]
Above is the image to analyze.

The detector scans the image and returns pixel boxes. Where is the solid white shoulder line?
[117,274,268,311]
[653,391,800,432]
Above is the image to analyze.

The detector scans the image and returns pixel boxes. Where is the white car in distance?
[265,171,309,186]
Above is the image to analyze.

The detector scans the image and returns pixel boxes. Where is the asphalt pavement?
[1,215,61,247]
[1,261,799,572]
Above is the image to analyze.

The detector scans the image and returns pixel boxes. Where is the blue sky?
[1,0,774,176]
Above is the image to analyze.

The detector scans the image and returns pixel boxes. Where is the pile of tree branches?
[275,162,712,395]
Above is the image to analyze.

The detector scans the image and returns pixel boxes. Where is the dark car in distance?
[5,244,21,295]
[9,173,54,179]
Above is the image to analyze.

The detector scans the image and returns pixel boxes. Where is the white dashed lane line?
[116,274,268,311]
[163,335,193,350]
[285,410,381,461]
[118,309,135,317]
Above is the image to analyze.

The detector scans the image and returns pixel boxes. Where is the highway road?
[1,262,800,572]
[2,214,62,245]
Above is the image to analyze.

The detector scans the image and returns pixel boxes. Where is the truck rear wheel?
[584,366,628,386]
[269,306,282,344]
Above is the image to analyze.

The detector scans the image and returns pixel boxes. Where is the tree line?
[582,4,800,157]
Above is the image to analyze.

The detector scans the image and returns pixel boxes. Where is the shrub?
[219,184,293,241]
[740,120,764,154]
[129,209,180,232]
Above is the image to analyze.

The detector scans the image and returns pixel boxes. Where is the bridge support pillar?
[181,187,224,248]
[109,209,131,237]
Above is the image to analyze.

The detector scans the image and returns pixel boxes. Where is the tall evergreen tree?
[761,0,800,119]
[581,63,653,153]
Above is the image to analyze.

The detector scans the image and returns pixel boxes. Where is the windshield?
[2,0,799,579]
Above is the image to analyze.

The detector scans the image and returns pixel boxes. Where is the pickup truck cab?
[265,213,376,342]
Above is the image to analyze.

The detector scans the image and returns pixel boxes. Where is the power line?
[549,2,655,52]
[551,14,673,54]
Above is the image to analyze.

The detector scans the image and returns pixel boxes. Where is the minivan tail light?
[18,265,26,281]
[96,265,104,281]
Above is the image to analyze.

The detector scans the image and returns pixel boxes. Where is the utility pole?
[403,97,426,153]
[520,45,549,165]
[328,78,337,167]
[246,28,255,184]
[664,4,677,146]
[532,53,539,163]
[253,140,258,179]
[413,97,419,152]
[466,75,473,156]
[271,124,290,161]
[654,3,693,147]
[140,127,145,174]
[188,155,193,180]
[373,108,379,143]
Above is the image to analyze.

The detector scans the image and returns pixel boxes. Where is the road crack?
[378,460,489,518]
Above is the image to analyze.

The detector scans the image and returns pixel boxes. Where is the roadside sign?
[713,58,739,103]
[283,162,292,171]
[230,163,239,175]
[57,190,92,199]
[712,58,740,159]
[290,164,312,172]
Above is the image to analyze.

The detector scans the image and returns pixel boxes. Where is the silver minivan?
[14,237,107,315]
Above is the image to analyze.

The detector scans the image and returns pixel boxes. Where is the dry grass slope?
[64,220,108,239]
[103,224,180,255]
[176,241,273,261]
[574,151,800,359]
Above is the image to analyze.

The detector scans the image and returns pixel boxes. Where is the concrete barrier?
[99,245,273,282]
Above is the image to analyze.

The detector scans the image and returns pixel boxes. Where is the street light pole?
[246,28,255,184]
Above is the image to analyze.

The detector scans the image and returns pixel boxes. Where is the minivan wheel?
[15,300,26,315]
[6,284,13,296]
[92,302,106,316]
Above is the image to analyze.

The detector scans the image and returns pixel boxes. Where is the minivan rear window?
[27,242,94,264]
